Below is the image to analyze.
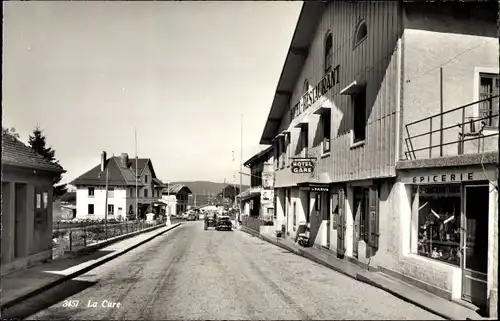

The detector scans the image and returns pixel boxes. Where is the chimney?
[101,151,107,171]
[120,153,129,167]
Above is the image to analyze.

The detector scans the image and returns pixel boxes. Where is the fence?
[405,95,499,160]
[241,215,273,233]
[52,218,165,257]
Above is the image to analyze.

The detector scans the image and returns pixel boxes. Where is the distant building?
[53,200,77,221]
[1,132,65,274]
[237,146,275,230]
[71,152,168,220]
[162,184,192,215]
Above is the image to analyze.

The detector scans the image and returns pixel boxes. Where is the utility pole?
[100,151,109,238]
[239,113,243,224]
[166,180,171,225]
[135,128,138,221]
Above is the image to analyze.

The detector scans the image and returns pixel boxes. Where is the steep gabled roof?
[152,177,167,188]
[71,156,147,187]
[243,146,274,167]
[2,132,65,173]
[163,184,192,195]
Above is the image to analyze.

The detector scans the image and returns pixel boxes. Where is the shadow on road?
[1,279,98,320]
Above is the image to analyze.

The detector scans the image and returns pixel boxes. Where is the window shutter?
[337,188,346,256]
[368,185,380,248]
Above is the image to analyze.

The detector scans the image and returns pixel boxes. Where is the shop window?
[353,187,369,242]
[479,73,499,128]
[353,88,367,143]
[322,111,331,153]
[88,204,95,215]
[324,32,333,73]
[412,185,461,267]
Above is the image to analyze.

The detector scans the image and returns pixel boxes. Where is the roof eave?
[2,161,66,174]
[259,2,327,144]
[243,146,273,167]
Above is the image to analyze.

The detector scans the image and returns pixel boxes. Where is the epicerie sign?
[291,160,315,173]
[412,173,475,184]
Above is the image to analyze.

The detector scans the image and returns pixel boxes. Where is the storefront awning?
[340,80,365,96]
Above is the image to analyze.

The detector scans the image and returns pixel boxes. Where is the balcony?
[404,95,499,160]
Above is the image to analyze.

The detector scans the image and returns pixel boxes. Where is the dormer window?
[324,32,333,73]
[353,20,367,48]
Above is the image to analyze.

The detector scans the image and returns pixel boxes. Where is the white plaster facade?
[76,186,128,220]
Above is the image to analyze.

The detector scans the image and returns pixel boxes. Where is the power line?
[405,39,496,84]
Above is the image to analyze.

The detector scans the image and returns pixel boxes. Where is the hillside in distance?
[171,180,249,206]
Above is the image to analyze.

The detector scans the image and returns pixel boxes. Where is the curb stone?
[0,222,182,311]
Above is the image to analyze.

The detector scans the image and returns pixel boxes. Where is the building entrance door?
[462,184,489,308]
[336,189,345,257]
[324,192,330,249]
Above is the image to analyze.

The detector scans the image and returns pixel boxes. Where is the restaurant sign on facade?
[291,158,315,174]
[290,65,340,119]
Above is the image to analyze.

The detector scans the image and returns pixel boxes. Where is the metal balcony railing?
[404,95,499,160]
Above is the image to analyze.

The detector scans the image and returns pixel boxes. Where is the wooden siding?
[275,1,402,187]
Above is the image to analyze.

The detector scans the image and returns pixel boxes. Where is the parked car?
[182,213,189,220]
[215,215,232,231]
[186,213,197,221]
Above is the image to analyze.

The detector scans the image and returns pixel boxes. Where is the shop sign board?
[291,158,315,174]
[311,186,329,192]
[400,169,496,184]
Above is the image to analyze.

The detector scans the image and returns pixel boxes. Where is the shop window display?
[413,185,461,266]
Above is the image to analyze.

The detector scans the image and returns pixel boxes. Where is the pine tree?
[28,126,67,197]
[2,127,20,139]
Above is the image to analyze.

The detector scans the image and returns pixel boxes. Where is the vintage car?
[215,215,232,231]
[204,212,217,230]
[186,213,198,221]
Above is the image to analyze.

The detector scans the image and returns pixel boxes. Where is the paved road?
[6,222,442,320]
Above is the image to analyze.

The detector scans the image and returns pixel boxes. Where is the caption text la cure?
[62,299,122,308]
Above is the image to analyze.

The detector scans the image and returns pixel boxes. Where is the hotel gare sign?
[291,158,315,174]
[290,65,340,119]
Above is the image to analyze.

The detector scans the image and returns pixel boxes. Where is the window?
[353,88,367,143]
[108,204,114,215]
[353,21,367,48]
[324,33,333,72]
[145,175,148,183]
[322,111,331,153]
[412,185,461,267]
[88,187,95,197]
[144,189,148,198]
[108,187,114,198]
[88,204,95,215]
[301,127,309,157]
[303,79,309,94]
[285,133,291,167]
[479,73,499,128]
[281,136,286,169]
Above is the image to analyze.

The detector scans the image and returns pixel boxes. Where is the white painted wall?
[161,194,177,216]
[76,186,127,220]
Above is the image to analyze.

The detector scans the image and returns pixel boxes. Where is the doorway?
[336,189,345,257]
[462,185,489,308]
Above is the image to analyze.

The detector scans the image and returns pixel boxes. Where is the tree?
[28,126,67,198]
[217,185,241,201]
[2,127,20,139]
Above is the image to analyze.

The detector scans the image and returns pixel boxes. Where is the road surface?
[5,221,443,320]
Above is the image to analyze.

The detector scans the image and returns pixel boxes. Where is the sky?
[3,1,302,186]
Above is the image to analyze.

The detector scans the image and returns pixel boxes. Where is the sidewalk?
[242,227,489,320]
[0,222,181,310]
